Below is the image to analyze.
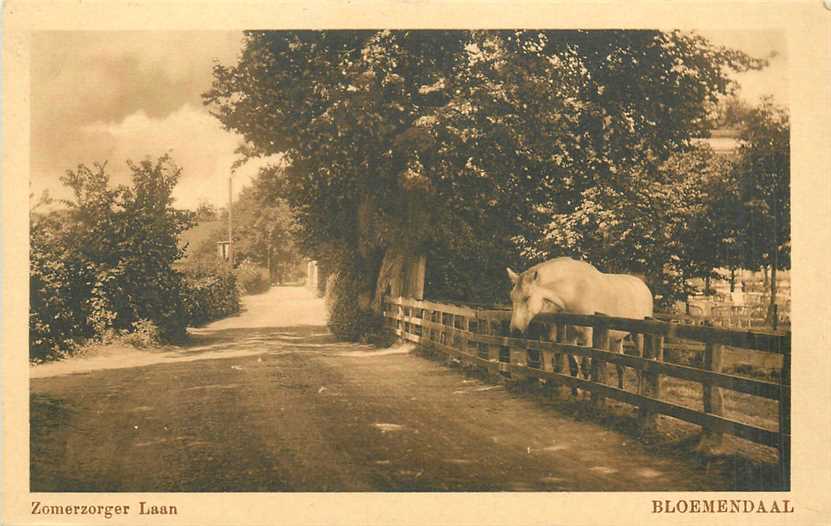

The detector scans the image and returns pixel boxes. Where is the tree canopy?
[229,169,303,283]
[205,30,766,314]
[733,98,790,271]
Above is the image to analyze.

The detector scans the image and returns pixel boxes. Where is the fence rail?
[383,295,791,484]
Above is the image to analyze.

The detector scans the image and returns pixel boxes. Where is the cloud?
[30,31,247,207]
[31,31,242,127]
[70,104,281,209]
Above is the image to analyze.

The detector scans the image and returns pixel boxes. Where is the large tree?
[732,98,790,323]
[662,145,739,305]
[205,30,762,333]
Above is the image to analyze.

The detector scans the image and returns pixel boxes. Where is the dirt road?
[31,286,733,491]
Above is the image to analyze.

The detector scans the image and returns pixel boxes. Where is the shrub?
[234,260,271,295]
[29,210,91,361]
[29,156,195,361]
[326,269,383,342]
[120,319,162,348]
[182,269,241,326]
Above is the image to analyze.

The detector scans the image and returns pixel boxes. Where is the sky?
[29,30,788,211]
[30,31,268,210]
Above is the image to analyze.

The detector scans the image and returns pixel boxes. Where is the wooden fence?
[383,296,791,485]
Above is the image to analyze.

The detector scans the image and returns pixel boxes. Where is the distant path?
[31,286,731,491]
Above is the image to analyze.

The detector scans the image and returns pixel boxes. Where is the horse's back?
[535,257,653,319]
[602,273,654,319]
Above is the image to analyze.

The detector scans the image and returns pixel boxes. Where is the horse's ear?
[507,267,519,285]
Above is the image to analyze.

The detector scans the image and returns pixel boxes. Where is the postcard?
[3,1,830,524]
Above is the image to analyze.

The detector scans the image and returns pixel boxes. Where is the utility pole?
[266,226,273,283]
[228,170,235,266]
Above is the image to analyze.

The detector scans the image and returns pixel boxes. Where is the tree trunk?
[767,208,780,329]
[684,272,691,314]
[705,275,711,296]
[371,248,427,313]
[358,251,384,311]
[372,248,406,314]
[730,267,736,293]
[403,255,426,300]
[763,265,769,289]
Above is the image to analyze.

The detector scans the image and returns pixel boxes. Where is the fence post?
[474,312,490,378]
[441,311,453,365]
[542,324,554,373]
[460,314,471,367]
[554,321,573,399]
[508,326,529,385]
[779,337,791,489]
[638,329,664,435]
[403,305,411,340]
[421,307,432,353]
[699,322,725,452]
[434,310,441,345]
[539,323,553,398]
[484,314,501,381]
[451,312,463,363]
[634,332,645,390]
[553,322,565,373]
[591,314,610,409]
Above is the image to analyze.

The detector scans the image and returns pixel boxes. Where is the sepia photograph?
[27,27,791,493]
[4,1,831,525]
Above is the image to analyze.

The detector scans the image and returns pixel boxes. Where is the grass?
[601,340,783,464]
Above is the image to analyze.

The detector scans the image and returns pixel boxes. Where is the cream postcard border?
[3,1,830,525]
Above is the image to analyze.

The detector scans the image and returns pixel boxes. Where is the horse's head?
[507,267,564,334]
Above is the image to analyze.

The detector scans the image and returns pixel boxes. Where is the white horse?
[507,257,653,388]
